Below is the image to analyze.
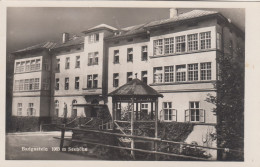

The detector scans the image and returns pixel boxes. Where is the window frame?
[113,73,119,87]
[75,77,80,89]
[75,56,80,68]
[17,103,22,116]
[176,65,187,82]
[65,77,69,90]
[127,48,133,62]
[65,57,70,69]
[153,67,163,84]
[188,63,199,81]
[200,62,212,81]
[164,66,174,83]
[141,46,148,61]
[187,33,198,51]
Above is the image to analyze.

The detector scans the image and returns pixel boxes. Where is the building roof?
[13,41,57,54]
[144,10,218,28]
[106,10,219,39]
[82,24,118,34]
[108,78,163,97]
[54,36,84,49]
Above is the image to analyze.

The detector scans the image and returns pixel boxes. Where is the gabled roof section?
[54,36,84,49]
[12,41,57,54]
[82,24,117,34]
[108,78,163,97]
[144,10,218,28]
[105,10,219,40]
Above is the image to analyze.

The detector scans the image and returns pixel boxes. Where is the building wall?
[12,96,41,116]
[52,96,86,117]
[12,50,52,117]
[158,91,216,123]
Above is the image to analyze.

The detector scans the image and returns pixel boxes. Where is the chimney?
[62,32,69,43]
[169,8,178,19]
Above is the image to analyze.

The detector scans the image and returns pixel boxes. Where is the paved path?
[6,131,98,160]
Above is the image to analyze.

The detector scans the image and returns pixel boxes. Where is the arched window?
[72,100,77,117]
[55,100,59,117]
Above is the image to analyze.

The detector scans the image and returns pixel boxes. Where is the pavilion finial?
[135,73,137,78]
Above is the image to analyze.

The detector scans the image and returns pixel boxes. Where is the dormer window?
[89,33,99,43]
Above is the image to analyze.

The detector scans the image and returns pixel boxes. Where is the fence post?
[40,122,42,132]
[60,103,68,152]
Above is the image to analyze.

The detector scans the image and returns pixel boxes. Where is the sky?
[7,7,245,54]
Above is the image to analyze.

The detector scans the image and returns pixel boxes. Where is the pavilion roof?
[108,78,163,97]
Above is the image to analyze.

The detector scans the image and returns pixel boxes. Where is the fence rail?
[57,126,243,159]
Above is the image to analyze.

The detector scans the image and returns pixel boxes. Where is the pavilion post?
[151,101,154,120]
[154,98,159,160]
[131,97,135,159]
[136,102,138,120]
[111,99,115,130]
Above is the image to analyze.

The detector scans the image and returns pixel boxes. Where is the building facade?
[10,9,244,158]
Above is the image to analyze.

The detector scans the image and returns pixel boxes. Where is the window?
[176,65,186,82]
[88,53,93,65]
[113,73,119,87]
[153,67,163,83]
[114,50,119,64]
[217,33,222,50]
[55,100,59,117]
[20,61,25,72]
[141,103,148,119]
[19,80,24,91]
[188,64,198,81]
[127,48,133,62]
[141,46,148,61]
[43,78,49,90]
[55,78,59,90]
[30,60,36,71]
[65,57,70,69]
[65,78,69,90]
[94,52,99,65]
[93,74,98,88]
[154,39,163,55]
[35,59,41,70]
[163,102,176,121]
[14,80,19,91]
[89,33,99,43]
[34,78,40,90]
[25,61,30,72]
[17,103,22,116]
[72,100,78,117]
[29,79,34,90]
[141,71,148,84]
[24,79,29,91]
[75,56,80,68]
[188,102,205,122]
[176,36,186,53]
[164,66,174,83]
[187,34,198,51]
[165,37,174,54]
[200,62,211,80]
[15,62,20,73]
[127,72,133,82]
[75,77,79,89]
[56,59,60,71]
[200,32,211,49]
[27,103,35,116]
[87,75,93,88]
